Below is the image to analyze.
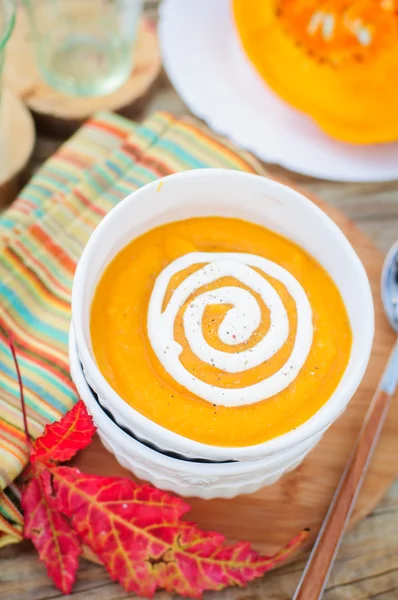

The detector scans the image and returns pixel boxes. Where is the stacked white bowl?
[71,169,374,499]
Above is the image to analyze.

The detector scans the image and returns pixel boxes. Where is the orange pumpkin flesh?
[233,0,398,144]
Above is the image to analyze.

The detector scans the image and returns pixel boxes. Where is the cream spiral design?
[147,252,313,407]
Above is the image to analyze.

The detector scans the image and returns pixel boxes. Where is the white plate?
[159,0,398,182]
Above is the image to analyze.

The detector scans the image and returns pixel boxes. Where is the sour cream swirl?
[147,252,313,407]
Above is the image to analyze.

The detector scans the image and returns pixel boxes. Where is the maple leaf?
[50,466,309,598]
[22,468,81,594]
[31,400,96,464]
[154,523,308,598]
[50,467,191,597]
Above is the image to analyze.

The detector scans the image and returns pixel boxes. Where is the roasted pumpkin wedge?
[233,0,398,144]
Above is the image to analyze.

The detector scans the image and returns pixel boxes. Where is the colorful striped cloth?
[0,110,266,547]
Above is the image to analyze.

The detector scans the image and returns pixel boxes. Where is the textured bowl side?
[70,327,320,499]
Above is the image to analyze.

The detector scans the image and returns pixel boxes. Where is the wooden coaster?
[4,7,161,132]
[0,89,35,207]
[74,194,398,560]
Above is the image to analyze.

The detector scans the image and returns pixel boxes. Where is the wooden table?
[2,2,398,599]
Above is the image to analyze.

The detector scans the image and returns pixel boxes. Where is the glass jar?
[24,0,144,97]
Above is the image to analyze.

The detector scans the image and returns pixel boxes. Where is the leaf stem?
[8,330,33,455]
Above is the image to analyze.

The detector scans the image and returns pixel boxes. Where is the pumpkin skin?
[233,0,398,144]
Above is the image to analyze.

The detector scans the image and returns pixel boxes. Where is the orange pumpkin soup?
[90,217,351,447]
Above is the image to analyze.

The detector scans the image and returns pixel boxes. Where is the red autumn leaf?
[50,466,308,598]
[31,400,96,465]
[22,467,81,594]
[154,523,308,597]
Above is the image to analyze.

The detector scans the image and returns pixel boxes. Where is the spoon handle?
[293,337,398,600]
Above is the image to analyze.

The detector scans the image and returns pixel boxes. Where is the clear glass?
[0,0,15,180]
[24,0,143,97]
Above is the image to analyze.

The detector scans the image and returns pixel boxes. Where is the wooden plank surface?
[2,1,398,599]
[2,481,398,600]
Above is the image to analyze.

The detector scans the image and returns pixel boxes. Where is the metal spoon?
[382,240,398,334]
[293,242,398,600]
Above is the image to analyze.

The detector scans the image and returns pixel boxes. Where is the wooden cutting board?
[75,194,397,558]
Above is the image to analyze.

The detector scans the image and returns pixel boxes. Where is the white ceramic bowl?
[72,169,374,467]
[69,326,317,498]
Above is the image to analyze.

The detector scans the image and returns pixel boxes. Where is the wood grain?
[2,481,398,600]
[294,356,397,599]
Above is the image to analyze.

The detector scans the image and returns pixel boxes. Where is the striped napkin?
[0,111,266,547]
